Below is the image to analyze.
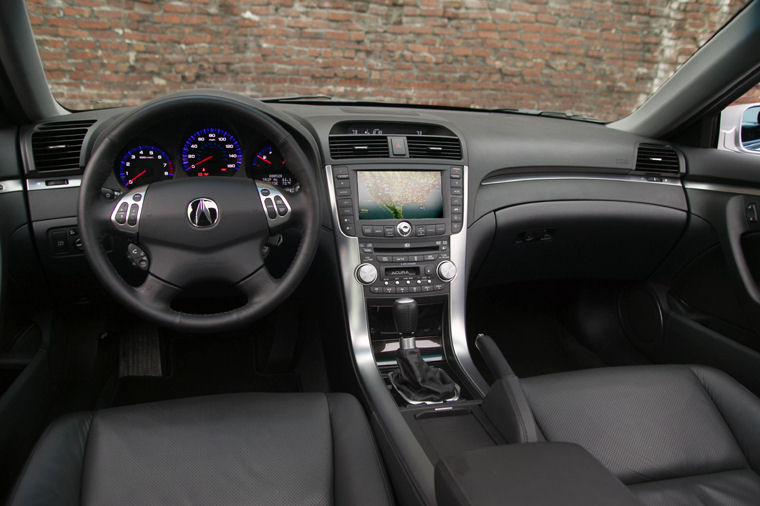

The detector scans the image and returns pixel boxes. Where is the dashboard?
[112,119,300,193]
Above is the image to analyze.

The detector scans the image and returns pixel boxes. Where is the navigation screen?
[357,171,443,220]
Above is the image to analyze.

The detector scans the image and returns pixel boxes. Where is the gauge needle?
[257,155,271,165]
[130,169,147,184]
[191,155,213,169]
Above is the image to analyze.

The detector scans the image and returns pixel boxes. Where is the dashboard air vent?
[635,144,680,173]
[31,119,96,173]
[407,136,462,160]
[329,135,389,159]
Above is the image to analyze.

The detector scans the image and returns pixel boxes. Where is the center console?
[326,158,490,505]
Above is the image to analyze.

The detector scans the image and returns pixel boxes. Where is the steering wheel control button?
[437,260,457,282]
[264,198,277,219]
[260,188,271,196]
[126,243,149,271]
[132,193,142,202]
[115,202,129,224]
[355,263,378,285]
[274,196,288,216]
[187,198,219,228]
[397,221,412,237]
[127,204,140,226]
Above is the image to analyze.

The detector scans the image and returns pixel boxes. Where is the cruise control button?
[264,198,277,219]
[276,205,288,216]
[127,203,140,226]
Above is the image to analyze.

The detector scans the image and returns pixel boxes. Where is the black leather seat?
[9,393,393,506]
[505,364,760,505]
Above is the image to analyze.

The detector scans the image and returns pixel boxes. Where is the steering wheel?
[78,91,320,332]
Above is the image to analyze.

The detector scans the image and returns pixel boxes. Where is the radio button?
[425,225,436,235]
[335,179,350,188]
[452,223,463,233]
[452,213,463,222]
[393,256,408,262]
[450,179,462,188]
[372,225,384,236]
[424,254,438,261]
[361,226,373,236]
[451,187,463,196]
[370,287,382,294]
[450,167,462,178]
[337,188,351,196]
[451,196,463,206]
[384,226,395,237]
[415,225,426,237]
[435,223,446,235]
[339,198,353,208]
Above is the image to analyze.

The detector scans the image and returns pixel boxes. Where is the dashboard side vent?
[635,143,681,173]
[329,135,389,159]
[407,136,462,160]
[31,119,96,173]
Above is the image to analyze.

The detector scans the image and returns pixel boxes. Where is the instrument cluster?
[115,126,300,193]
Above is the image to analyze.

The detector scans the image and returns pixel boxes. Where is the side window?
[719,83,760,153]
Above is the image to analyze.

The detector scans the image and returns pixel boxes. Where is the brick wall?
[28,0,753,122]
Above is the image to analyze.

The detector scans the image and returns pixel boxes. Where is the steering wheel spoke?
[134,273,181,310]
[255,181,298,233]
[236,267,279,304]
[110,185,148,234]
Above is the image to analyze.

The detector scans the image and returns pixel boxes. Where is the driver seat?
[8,393,394,506]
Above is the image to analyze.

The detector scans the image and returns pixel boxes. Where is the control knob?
[437,260,457,282]
[355,263,378,285]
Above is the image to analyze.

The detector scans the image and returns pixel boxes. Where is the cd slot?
[373,246,437,255]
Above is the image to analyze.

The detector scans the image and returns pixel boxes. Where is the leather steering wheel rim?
[78,91,320,332]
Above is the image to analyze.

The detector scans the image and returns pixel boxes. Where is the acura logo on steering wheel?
[187,198,219,227]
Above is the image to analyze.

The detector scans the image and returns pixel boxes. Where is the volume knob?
[437,260,457,282]
[355,263,378,285]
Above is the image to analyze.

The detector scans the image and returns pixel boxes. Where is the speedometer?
[181,128,242,177]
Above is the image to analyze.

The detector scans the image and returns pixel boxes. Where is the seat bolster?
[690,366,760,473]
[8,412,93,506]
[629,468,760,506]
[327,393,394,506]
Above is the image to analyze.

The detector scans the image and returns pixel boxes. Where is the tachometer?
[118,145,174,187]
[181,128,242,177]
[252,145,300,193]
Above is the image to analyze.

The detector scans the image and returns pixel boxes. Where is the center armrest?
[435,442,642,506]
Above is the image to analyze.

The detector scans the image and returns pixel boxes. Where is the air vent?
[329,135,389,159]
[31,119,95,173]
[407,136,462,160]
[635,144,680,173]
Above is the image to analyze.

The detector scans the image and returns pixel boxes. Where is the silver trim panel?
[449,166,489,396]
[684,180,760,197]
[481,172,682,187]
[26,176,82,191]
[0,179,23,193]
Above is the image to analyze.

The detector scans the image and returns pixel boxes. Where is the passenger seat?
[475,334,760,505]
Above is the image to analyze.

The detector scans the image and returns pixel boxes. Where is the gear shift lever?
[393,297,418,350]
[389,298,460,404]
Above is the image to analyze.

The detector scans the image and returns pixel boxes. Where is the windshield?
[28,0,750,122]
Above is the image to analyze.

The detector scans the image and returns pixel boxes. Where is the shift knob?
[393,297,418,336]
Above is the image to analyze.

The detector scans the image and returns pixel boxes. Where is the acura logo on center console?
[396,221,412,237]
[187,198,219,227]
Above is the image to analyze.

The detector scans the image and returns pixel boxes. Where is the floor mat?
[111,332,301,406]
[467,283,606,378]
